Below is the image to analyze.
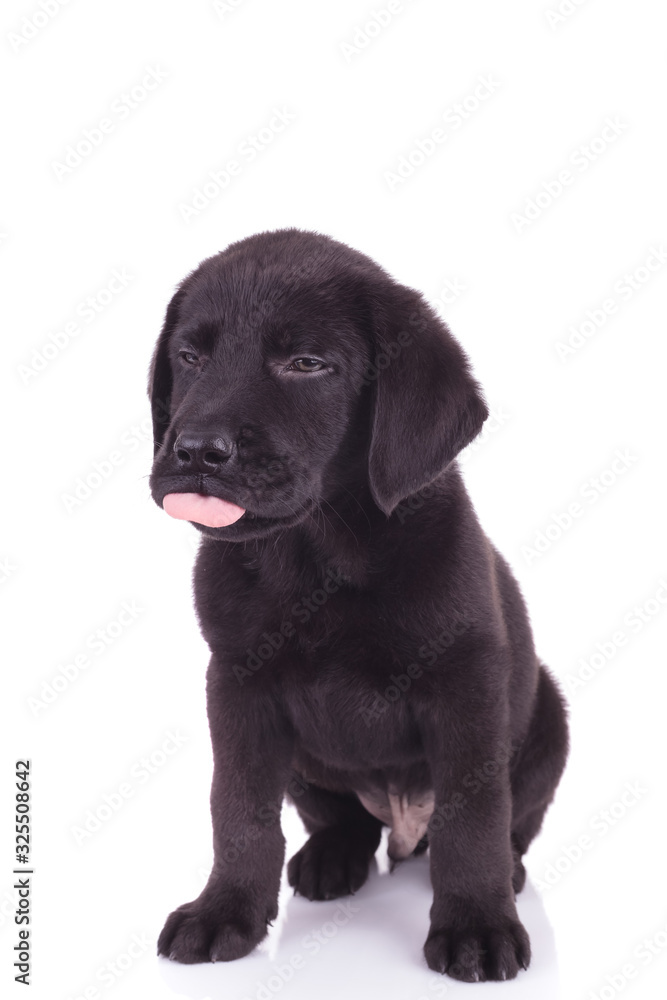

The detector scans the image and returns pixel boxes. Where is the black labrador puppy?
[148,229,568,982]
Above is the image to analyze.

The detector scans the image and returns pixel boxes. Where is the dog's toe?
[157,895,271,964]
[424,917,530,981]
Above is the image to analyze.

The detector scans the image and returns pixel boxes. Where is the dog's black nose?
[173,431,234,471]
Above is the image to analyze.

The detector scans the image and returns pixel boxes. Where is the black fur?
[148,229,568,982]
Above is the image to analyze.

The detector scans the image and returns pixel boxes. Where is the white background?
[3,1,667,998]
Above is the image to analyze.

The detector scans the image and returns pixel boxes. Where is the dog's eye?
[179,351,199,366]
[289,357,325,373]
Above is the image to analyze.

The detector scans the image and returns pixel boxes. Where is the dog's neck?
[240,464,465,596]
[289,392,381,588]
[231,480,380,594]
[299,481,383,588]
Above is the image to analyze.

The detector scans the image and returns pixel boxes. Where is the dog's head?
[148,229,487,540]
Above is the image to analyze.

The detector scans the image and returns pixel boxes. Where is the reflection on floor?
[157,811,561,1000]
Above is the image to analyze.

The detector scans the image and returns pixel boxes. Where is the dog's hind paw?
[287,826,374,900]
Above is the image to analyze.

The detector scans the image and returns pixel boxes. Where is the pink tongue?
[163,493,246,528]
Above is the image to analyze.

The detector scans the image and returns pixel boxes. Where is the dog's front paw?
[157,890,276,964]
[424,917,530,981]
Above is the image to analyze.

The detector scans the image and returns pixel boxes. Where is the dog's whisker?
[320,498,360,549]
[336,483,372,531]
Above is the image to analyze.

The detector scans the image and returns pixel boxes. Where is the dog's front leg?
[417,701,530,982]
[158,656,293,964]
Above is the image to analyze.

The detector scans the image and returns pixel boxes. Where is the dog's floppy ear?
[147,288,185,458]
[366,282,488,516]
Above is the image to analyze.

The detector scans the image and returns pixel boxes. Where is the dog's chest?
[284,642,428,777]
[217,549,439,856]
[288,675,436,861]
[288,677,435,861]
